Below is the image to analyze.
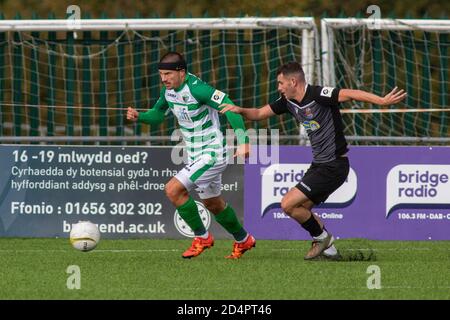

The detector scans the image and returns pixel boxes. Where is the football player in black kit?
[220,62,406,260]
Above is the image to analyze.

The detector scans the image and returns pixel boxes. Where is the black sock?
[301,214,323,237]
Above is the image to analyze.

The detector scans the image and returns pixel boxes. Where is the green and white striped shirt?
[141,73,247,164]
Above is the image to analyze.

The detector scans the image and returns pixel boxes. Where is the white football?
[69,221,100,252]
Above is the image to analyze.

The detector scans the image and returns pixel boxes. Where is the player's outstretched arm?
[218,98,251,159]
[219,104,276,120]
[127,107,139,122]
[127,106,165,126]
[338,87,407,105]
[127,91,168,126]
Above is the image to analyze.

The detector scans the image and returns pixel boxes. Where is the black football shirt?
[269,84,348,163]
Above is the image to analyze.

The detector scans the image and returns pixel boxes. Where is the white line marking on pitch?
[94,249,180,252]
[0,249,181,252]
[0,248,448,253]
[272,248,448,251]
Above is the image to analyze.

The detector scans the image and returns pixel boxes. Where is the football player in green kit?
[127,52,255,259]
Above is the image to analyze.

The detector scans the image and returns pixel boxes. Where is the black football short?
[295,156,350,204]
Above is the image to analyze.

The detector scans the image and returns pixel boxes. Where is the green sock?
[176,197,206,236]
[214,205,247,241]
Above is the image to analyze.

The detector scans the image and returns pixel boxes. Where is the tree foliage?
[0,0,448,19]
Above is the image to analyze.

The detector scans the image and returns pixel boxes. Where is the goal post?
[0,17,319,143]
[1,17,448,144]
[321,18,450,142]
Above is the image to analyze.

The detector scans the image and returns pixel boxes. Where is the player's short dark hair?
[277,62,305,83]
[160,51,184,64]
[159,52,187,71]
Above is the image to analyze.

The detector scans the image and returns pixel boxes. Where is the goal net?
[0,18,318,144]
[321,18,450,144]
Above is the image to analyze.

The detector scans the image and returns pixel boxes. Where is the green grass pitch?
[0,238,449,300]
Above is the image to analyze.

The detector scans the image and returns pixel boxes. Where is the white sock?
[313,230,328,241]
[323,244,338,256]
[236,233,249,243]
[197,231,209,239]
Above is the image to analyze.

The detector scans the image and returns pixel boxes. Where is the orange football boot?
[182,233,214,259]
[225,234,256,259]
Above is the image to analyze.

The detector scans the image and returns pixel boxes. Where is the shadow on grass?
[338,248,377,262]
[310,248,377,262]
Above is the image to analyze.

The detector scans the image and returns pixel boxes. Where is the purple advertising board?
[244,146,450,240]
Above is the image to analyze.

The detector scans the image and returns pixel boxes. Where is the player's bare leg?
[202,196,226,215]
[281,188,338,260]
[165,177,189,207]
